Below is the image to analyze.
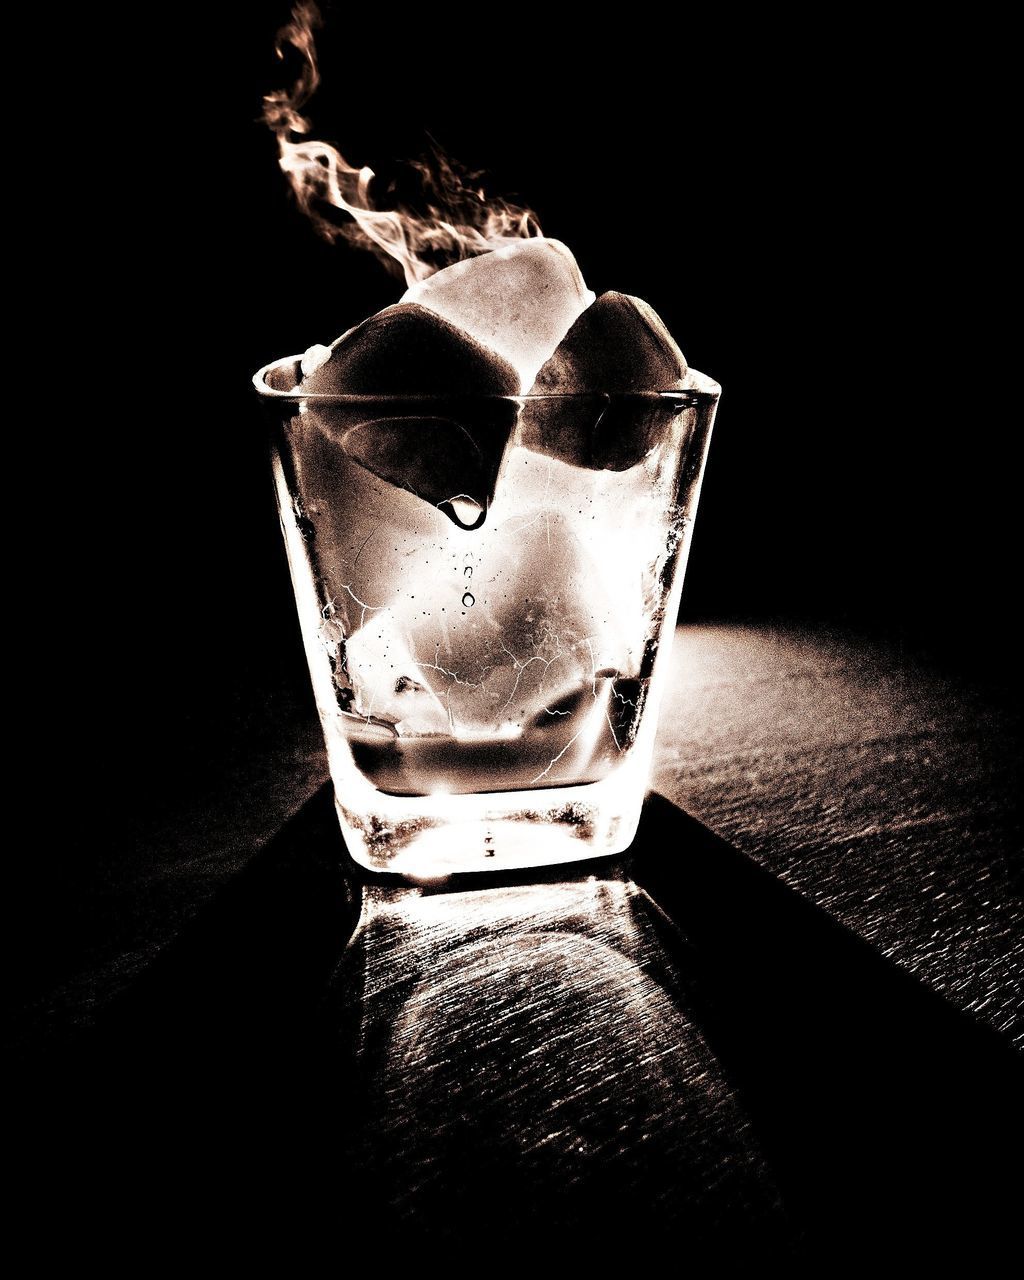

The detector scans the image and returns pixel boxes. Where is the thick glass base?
[334,754,649,880]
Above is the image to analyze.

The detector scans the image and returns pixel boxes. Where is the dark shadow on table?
[632,795,1021,1265]
[16,786,1019,1261]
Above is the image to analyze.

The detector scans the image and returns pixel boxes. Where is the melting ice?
[280,237,691,794]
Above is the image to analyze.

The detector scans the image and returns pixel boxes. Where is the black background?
[44,0,1015,922]
[43,4,1017,972]
[91,5,1014,758]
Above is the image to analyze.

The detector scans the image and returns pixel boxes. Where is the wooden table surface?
[655,624,1021,1044]
[12,622,1021,1259]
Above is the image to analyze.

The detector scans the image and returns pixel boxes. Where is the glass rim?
[252,355,722,404]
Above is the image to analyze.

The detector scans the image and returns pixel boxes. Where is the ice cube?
[299,302,518,396]
[299,304,519,525]
[373,508,633,732]
[522,292,688,471]
[335,413,495,527]
[344,608,452,735]
[520,393,684,473]
[401,240,595,392]
[529,291,687,394]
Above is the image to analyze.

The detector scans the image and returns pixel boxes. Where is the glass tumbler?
[254,356,719,878]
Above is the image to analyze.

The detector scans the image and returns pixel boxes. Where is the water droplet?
[462,591,475,608]
[439,495,486,530]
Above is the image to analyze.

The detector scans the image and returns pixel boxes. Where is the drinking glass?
[255,355,719,878]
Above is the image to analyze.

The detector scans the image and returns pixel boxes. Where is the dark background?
[38,3,1016,980]
[96,3,1014,739]
[43,0,1015,935]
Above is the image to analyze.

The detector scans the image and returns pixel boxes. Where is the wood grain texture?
[11,622,1020,1260]
[337,876,789,1251]
[653,624,1022,1043]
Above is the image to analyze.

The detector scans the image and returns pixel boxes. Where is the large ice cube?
[299,304,519,526]
[336,413,499,528]
[363,509,633,732]
[401,240,595,392]
[299,302,518,396]
[530,291,687,394]
[522,292,688,471]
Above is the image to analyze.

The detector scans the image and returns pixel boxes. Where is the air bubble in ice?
[462,591,475,608]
